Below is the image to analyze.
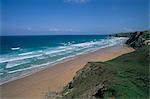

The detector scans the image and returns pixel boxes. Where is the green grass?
[61,46,150,99]
[142,30,150,40]
[104,46,150,98]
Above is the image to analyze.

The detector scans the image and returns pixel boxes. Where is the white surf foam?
[6,60,30,68]
[0,54,43,63]
[0,37,128,85]
[18,52,34,56]
[11,47,20,50]
[1,37,127,73]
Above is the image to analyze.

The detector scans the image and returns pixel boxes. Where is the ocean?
[0,35,127,84]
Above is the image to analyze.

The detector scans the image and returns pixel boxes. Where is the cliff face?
[112,30,150,48]
[126,30,150,48]
[52,30,150,99]
[125,32,144,48]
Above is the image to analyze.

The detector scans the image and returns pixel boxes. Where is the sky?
[1,0,149,35]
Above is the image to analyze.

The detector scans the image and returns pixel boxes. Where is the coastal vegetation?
[56,30,150,99]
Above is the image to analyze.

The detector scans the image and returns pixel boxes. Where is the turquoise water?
[0,35,127,84]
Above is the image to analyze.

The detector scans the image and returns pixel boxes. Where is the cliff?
[125,30,150,48]
[49,30,150,99]
[60,46,149,99]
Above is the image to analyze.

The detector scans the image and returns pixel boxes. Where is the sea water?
[0,35,127,84]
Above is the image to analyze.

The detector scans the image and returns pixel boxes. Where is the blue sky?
[1,0,149,35]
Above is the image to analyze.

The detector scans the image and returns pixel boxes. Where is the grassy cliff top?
[61,45,149,98]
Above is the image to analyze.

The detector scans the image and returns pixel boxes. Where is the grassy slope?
[61,46,150,99]
[105,46,149,98]
[142,30,150,40]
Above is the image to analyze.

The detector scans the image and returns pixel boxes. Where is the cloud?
[48,28,80,32]
[48,28,60,32]
[64,0,89,4]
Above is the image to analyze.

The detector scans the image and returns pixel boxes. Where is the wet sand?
[0,45,134,99]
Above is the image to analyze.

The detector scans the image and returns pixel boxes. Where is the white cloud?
[48,28,80,32]
[48,28,60,32]
[64,0,89,4]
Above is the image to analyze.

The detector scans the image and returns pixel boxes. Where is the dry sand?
[0,45,134,99]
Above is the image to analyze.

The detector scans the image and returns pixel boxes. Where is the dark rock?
[68,82,73,89]
[93,84,106,98]
[125,32,144,48]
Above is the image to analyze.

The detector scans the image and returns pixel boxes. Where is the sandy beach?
[0,45,134,99]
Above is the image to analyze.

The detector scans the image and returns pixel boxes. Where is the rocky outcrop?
[110,30,150,48]
[125,32,145,48]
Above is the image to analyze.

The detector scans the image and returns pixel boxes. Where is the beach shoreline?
[0,45,134,99]
[0,37,127,85]
[0,39,127,85]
